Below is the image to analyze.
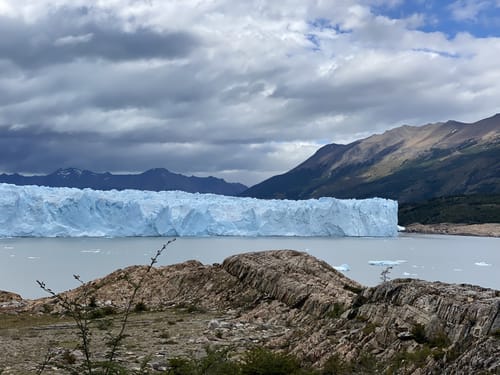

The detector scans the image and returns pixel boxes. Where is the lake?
[0,234,498,299]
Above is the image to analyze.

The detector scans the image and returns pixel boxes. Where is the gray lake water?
[0,234,498,299]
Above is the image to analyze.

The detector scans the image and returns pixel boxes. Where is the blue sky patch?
[372,0,500,38]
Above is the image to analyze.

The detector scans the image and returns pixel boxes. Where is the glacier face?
[0,183,398,237]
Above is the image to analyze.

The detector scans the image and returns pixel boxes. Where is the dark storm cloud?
[0,1,499,186]
[0,124,284,180]
[0,8,199,70]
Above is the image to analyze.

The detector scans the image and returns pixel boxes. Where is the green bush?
[88,305,116,319]
[240,347,307,375]
[133,301,148,313]
[167,346,241,375]
[321,352,378,375]
[321,354,349,374]
[167,346,318,375]
[411,323,427,344]
[326,303,345,319]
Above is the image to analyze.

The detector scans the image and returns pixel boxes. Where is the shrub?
[411,323,427,344]
[240,347,303,375]
[133,301,148,313]
[326,303,345,319]
[167,346,241,375]
[37,239,175,374]
[321,353,349,374]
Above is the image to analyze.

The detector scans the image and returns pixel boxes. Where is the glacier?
[0,183,398,237]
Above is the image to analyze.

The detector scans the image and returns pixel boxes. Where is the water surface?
[0,234,498,299]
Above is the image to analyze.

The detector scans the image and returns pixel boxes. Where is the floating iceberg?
[402,272,417,277]
[333,264,351,272]
[368,260,407,267]
[0,183,398,237]
[474,261,492,267]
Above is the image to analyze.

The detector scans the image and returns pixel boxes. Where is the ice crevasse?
[0,183,398,237]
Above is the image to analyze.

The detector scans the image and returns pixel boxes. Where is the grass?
[0,312,72,330]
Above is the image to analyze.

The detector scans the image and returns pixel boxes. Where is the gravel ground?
[404,223,500,237]
[0,307,290,374]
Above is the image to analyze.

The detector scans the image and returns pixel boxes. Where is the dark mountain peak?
[142,168,172,175]
[243,113,500,202]
[52,167,84,178]
[445,119,463,124]
[485,112,500,119]
[1,168,247,196]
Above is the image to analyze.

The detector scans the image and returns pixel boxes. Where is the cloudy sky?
[1,0,499,186]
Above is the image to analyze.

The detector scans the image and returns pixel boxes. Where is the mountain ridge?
[242,113,500,203]
[0,167,248,196]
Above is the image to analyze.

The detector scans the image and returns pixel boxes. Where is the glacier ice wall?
[0,183,398,237]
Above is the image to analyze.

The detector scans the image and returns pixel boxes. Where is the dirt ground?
[0,307,289,374]
[404,223,500,237]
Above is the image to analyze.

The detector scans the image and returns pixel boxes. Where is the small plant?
[491,328,500,338]
[428,330,450,348]
[133,301,148,313]
[167,346,241,375]
[321,353,349,374]
[326,302,345,319]
[240,346,303,375]
[95,318,113,331]
[411,323,428,344]
[61,350,77,365]
[380,266,393,283]
[362,322,377,335]
[159,330,171,339]
[322,351,379,374]
[36,346,57,375]
[37,238,175,374]
[166,346,317,375]
[88,306,116,320]
[182,301,207,313]
[391,346,432,370]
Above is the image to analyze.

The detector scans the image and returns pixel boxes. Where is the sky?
[0,0,499,186]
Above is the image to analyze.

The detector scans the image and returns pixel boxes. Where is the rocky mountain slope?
[1,250,498,374]
[0,167,247,196]
[242,114,500,203]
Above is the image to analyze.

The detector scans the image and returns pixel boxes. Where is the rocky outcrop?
[32,259,262,313]
[343,280,499,373]
[3,250,499,374]
[222,250,362,317]
[0,290,24,311]
[0,290,22,303]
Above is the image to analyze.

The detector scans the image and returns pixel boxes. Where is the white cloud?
[54,33,93,46]
[0,0,499,184]
[449,0,491,21]
[0,0,14,16]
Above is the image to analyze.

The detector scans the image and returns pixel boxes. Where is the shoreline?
[403,223,500,238]
[0,250,498,374]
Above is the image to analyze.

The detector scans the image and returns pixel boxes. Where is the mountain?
[242,114,500,203]
[0,167,247,196]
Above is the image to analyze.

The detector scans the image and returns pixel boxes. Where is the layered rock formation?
[4,250,499,374]
[0,290,22,304]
